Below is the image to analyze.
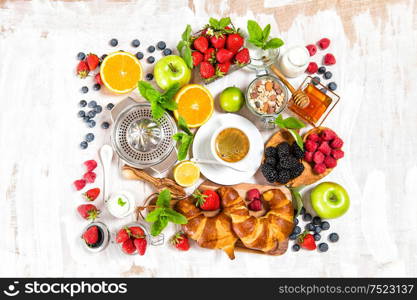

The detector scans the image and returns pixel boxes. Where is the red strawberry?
[129,226,145,238]
[313,163,327,174]
[82,226,99,245]
[77,204,100,221]
[216,48,234,63]
[298,232,316,250]
[134,238,147,255]
[171,232,190,251]
[330,137,344,149]
[203,48,216,63]
[210,34,226,49]
[234,48,250,65]
[73,179,86,191]
[306,62,318,74]
[192,51,204,66]
[86,53,100,71]
[324,156,337,168]
[83,188,100,201]
[248,199,262,211]
[76,60,89,78]
[193,36,209,53]
[194,189,220,211]
[317,141,332,156]
[199,61,215,79]
[94,73,103,85]
[226,33,244,53]
[306,44,317,56]
[304,151,314,163]
[84,160,97,172]
[317,38,331,50]
[122,239,136,254]
[116,228,130,244]
[307,133,320,142]
[331,149,344,160]
[321,129,337,141]
[83,171,96,183]
[216,61,231,76]
[313,151,325,164]
[305,140,318,152]
[323,53,336,65]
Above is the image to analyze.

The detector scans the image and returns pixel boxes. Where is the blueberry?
[305,223,315,231]
[78,110,85,118]
[324,71,332,79]
[88,100,97,108]
[93,83,101,91]
[79,100,87,107]
[163,48,172,56]
[147,45,155,53]
[318,243,329,252]
[318,66,326,74]
[101,54,108,60]
[147,56,155,64]
[312,216,321,226]
[106,103,114,110]
[77,52,86,60]
[292,244,300,252]
[303,213,312,222]
[321,221,330,230]
[136,52,144,60]
[300,207,306,215]
[289,233,297,241]
[131,39,140,47]
[328,233,339,242]
[294,218,299,225]
[101,121,110,129]
[314,233,321,241]
[146,73,154,81]
[81,86,89,94]
[328,82,337,91]
[314,226,322,234]
[293,226,301,235]
[312,76,320,85]
[83,116,90,123]
[85,133,95,142]
[94,105,103,113]
[88,110,96,118]
[80,141,88,149]
[320,88,327,94]
[87,120,96,128]
[157,41,166,50]
[110,38,118,47]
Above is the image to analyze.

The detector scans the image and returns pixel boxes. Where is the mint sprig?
[145,189,188,236]
[118,197,126,207]
[138,81,180,119]
[290,185,305,217]
[247,20,284,50]
[172,116,194,161]
[274,114,305,150]
[208,17,231,31]
[177,24,193,69]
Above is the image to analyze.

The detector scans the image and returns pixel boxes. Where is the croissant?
[175,197,238,259]
[218,187,294,254]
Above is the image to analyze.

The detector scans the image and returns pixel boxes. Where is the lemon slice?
[173,161,200,187]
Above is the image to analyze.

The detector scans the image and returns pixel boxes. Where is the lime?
[219,87,244,112]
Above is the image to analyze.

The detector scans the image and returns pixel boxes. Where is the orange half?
[174,84,214,128]
[100,51,143,94]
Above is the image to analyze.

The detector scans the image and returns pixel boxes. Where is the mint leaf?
[177,116,192,135]
[183,46,193,69]
[247,20,263,41]
[161,208,188,224]
[150,216,168,236]
[161,98,178,111]
[173,133,193,161]
[177,40,186,54]
[145,207,163,223]
[209,17,220,29]
[156,189,171,208]
[117,197,126,207]
[150,100,165,119]
[262,24,271,42]
[263,38,284,50]
[290,186,305,217]
[283,117,305,129]
[288,129,304,150]
[247,38,263,48]
[181,24,192,42]
[219,17,231,28]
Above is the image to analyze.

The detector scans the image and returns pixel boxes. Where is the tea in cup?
[211,127,250,163]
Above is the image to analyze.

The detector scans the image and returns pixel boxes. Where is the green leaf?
[181,24,192,42]
[263,38,284,50]
[209,17,220,29]
[183,46,193,69]
[247,20,263,42]
[290,186,305,217]
[262,24,271,42]
[283,117,305,129]
[288,129,304,150]
[162,83,180,102]
[247,38,264,48]
[145,207,163,223]
[174,134,193,161]
[117,197,126,207]
[161,98,178,111]
[161,208,188,224]
[138,81,156,99]
[156,189,171,208]
[274,114,284,128]
[177,116,192,135]
[150,100,165,119]
[219,17,231,28]
[150,216,168,236]
[177,40,186,54]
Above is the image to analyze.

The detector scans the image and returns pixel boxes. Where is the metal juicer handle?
[110,97,138,122]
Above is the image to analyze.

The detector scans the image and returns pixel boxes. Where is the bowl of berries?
[115,223,149,256]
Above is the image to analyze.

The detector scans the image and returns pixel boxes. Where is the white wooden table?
[0,0,416,277]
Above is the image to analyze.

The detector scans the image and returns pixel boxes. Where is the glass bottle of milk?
[278,46,310,78]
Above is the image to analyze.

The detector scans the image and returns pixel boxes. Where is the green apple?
[311,182,350,219]
[154,55,191,90]
[219,87,244,112]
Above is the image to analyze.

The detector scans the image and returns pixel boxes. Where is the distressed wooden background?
[0,0,416,277]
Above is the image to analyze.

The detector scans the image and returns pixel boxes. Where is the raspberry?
[84,160,97,172]
[305,140,318,152]
[83,171,96,183]
[307,133,320,142]
[306,44,317,56]
[317,141,331,156]
[248,199,262,211]
[331,149,345,160]
[330,137,344,149]
[313,163,327,174]
[306,62,318,74]
[304,151,314,162]
[320,129,336,141]
[313,151,325,164]
[73,179,86,191]
[324,156,337,168]
[323,53,336,65]
[317,38,331,50]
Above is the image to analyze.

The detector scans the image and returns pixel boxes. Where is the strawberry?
[82,226,99,245]
[83,171,96,183]
[323,53,336,65]
[116,228,130,244]
[86,53,100,71]
[199,61,215,79]
[122,239,136,254]
[171,231,190,251]
[76,60,89,78]
[216,48,234,63]
[317,38,331,50]
[203,48,216,63]
[210,34,226,49]
[129,226,145,238]
[84,160,97,172]
[306,44,317,56]
[298,232,317,250]
[194,189,220,211]
[94,73,103,85]
[134,238,147,255]
[83,188,100,201]
[306,62,318,74]
[226,33,244,53]
[192,51,204,66]
[73,179,86,191]
[216,61,231,76]
[234,48,250,65]
[77,204,100,221]
[193,36,209,53]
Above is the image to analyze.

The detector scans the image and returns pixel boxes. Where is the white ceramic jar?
[278,46,310,78]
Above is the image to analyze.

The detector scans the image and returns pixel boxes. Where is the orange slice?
[100,51,143,94]
[174,84,214,128]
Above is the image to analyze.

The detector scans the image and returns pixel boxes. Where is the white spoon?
[191,158,251,172]
[99,145,113,203]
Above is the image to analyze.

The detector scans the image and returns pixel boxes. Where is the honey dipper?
[270,65,310,108]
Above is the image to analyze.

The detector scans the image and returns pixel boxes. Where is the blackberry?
[279,156,299,169]
[276,169,291,184]
[265,156,277,166]
[261,164,279,183]
[289,162,304,179]
[265,146,278,158]
[291,143,305,159]
[276,142,291,158]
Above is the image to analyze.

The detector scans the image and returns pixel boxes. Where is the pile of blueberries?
[311,66,337,93]
[290,207,339,253]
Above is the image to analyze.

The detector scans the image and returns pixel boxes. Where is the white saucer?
[193,113,263,185]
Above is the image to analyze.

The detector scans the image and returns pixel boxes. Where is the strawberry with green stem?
[171,231,190,251]
[77,204,100,221]
[298,231,317,250]
[193,189,220,211]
